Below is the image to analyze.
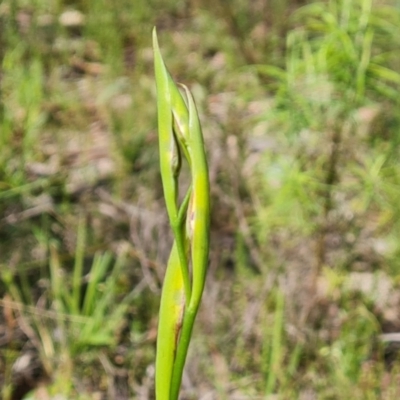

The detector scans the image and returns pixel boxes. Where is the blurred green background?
[1,0,400,399]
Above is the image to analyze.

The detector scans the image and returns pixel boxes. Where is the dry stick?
[316,122,343,272]
[301,122,344,326]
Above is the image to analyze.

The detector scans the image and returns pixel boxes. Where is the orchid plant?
[153,28,211,400]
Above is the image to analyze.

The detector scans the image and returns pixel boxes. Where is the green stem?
[173,186,193,303]
[169,305,199,400]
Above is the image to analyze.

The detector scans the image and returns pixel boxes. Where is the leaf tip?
[152,26,159,52]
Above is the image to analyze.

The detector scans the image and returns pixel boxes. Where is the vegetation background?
[1,0,400,399]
